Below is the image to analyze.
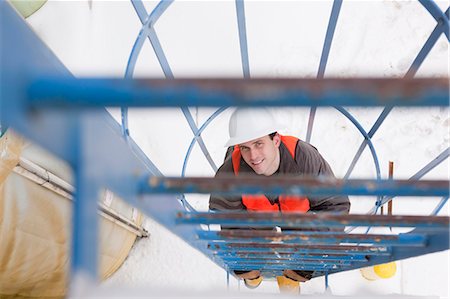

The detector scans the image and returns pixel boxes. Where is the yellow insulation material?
[0,131,143,298]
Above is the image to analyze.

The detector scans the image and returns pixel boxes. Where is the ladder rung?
[216,252,369,262]
[223,258,352,267]
[148,176,449,197]
[230,264,342,271]
[207,243,391,256]
[197,230,426,247]
[179,212,449,229]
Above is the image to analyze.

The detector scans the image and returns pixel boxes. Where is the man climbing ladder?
[209,108,351,293]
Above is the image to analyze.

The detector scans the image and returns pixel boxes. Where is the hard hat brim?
[224,125,283,147]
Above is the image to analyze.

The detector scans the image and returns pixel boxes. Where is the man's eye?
[256,142,262,147]
[240,147,249,152]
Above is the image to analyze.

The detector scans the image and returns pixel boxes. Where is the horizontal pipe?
[179,212,449,230]
[145,175,449,197]
[13,158,148,237]
[17,157,75,195]
[28,77,449,108]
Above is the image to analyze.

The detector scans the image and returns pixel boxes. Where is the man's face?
[238,134,281,176]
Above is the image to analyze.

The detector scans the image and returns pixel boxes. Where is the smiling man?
[209,108,350,293]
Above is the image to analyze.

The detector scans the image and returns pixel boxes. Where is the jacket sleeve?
[296,140,350,214]
[209,158,246,211]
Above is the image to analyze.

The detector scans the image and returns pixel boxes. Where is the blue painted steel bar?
[344,107,392,179]
[145,176,449,197]
[406,7,450,78]
[229,260,344,268]
[226,259,351,266]
[180,108,226,212]
[226,264,351,272]
[206,236,424,247]
[127,0,173,135]
[125,0,174,137]
[196,231,427,247]
[305,108,316,143]
[182,107,226,177]
[327,229,449,276]
[28,78,450,108]
[216,253,369,262]
[317,0,342,78]
[212,248,391,256]
[130,0,218,198]
[181,108,218,172]
[307,0,343,143]
[122,0,175,136]
[135,0,172,25]
[124,1,175,136]
[344,6,449,178]
[130,0,148,21]
[366,147,450,214]
[431,197,449,215]
[102,106,163,176]
[335,106,381,180]
[130,2,219,179]
[230,264,341,271]
[179,212,449,229]
[148,28,174,78]
[146,31,224,179]
[227,262,348,270]
[418,0,449,40]
[335,106,383,215]
[410,147,450,180]
[71,115,101,279]
[220,255,364,263]
[208,242,391,256]
[235,0,250,78]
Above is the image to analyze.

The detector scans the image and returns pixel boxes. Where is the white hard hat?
[225,108,283,147]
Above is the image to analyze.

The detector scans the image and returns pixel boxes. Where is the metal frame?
[1,0,449,292]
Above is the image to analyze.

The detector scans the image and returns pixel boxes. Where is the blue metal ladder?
[1,0,449,290]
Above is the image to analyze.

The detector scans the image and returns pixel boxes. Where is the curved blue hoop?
[127,0,449,217]
[122,1,175,137]
[181,107,228,178]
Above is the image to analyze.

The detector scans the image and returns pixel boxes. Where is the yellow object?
[244,276,263,289]
[276,275,300,294]
[360,262,397,280]
[9,0,47,18]
[0,131,143,298]
[374,262,397,279]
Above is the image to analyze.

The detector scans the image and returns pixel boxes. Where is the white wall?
[26,0,449,296]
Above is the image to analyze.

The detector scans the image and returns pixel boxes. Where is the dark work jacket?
[209,139,350,213]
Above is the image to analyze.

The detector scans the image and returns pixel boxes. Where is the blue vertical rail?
[235,0,250,79]
[306,0,343,143]
[71,114,100,280]
[366,147,450,215]
[344,4,449,181]
[129,0,218,176]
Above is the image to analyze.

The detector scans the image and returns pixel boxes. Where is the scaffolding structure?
[1,0,449,292]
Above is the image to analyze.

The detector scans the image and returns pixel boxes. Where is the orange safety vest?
[231,135,310,212]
